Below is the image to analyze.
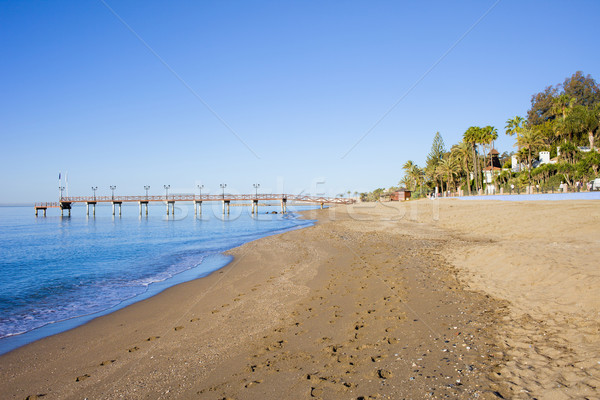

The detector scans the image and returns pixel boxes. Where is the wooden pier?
[34,194,354,217]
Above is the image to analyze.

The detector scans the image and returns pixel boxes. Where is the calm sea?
[0,203,315,355]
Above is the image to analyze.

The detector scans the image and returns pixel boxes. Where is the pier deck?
[34,194,354,217]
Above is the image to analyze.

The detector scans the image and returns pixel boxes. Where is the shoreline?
[1,201,598,399]
[0,207,317,356]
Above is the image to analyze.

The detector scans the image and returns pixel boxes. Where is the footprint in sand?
[190,317,200,322]
[128,346,140,352]
[377,369,393,379]
[24,394,47,399]
[174,326,184,331]
[100,359,116,366]
[75,374,90,382]
[146,336,160,341]
[244,380,263,388]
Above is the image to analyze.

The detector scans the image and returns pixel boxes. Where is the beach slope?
[1,200,597,399]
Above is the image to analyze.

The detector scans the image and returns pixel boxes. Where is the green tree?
[505,116,526,150]
[426,132,446,168]
[527,72,600,129]
[550,93,576,121]
[451,141,472,195]
[425,132,446,193]
[402,160,417,191]
[574,104,599,150]
[516,128,546,186]
[399,175,412,189]
[481,125,498,170]
[558,142,579,164]
[463,126,482,191]
[527,85,559,126]
[562,71,600,109]
[581,151,600,176]
[437,156,459,194]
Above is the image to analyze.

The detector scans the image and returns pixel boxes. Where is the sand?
[0,199,598,399]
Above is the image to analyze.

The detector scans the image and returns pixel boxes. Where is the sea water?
[0,203,316,355]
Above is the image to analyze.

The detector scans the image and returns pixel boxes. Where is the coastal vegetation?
[361,71,600,201]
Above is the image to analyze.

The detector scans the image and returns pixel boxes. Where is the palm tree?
[589,104,600,150]
[516,128,546,187]
[506,116,526,152]
[437,156,459,195]
[567,105,599,150]
[551,94,576,121]
[552,95,577,143]
[402,160,415,172]
[402,160,416,191]
[399,175,412,190]
[451,141,472,195]
[481,126,498,169]
[463,126,481,192]
[403,160,426,192]
[505,116,526,138]
[410,166,425,196]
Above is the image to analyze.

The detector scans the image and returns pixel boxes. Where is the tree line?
[360,71,600,201]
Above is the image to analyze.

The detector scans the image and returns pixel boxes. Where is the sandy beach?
[1,199,598,399]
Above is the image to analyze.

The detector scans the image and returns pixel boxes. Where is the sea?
[0,203,316,355]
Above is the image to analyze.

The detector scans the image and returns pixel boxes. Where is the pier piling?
[222,200,230,215]
[281,198,287,214]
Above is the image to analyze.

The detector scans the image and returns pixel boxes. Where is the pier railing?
[57,194,354,204]
[34,202,60,208]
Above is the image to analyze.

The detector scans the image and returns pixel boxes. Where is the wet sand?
[1,199,598,399]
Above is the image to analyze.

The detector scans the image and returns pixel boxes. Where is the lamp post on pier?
[164,185,172,216]
[110,185,116,200]
[220,183,228,215]
[194,184,205,216]
[252,183,260,215]
[144,185,150,199]
[253,183,260,198]
[92,186,97,201]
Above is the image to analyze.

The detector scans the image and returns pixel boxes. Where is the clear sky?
[1,0,599,203]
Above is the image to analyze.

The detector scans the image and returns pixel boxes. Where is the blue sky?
[1,0,599,203]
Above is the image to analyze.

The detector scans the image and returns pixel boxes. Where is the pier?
[34,194,354,217]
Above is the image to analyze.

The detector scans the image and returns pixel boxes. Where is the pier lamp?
[110,185,116,200]
[253,183,260,198]
[144,185,150,199]
[59,186,65,200]
[164,185,170,199]
[92,186,98,201]
[197,184,204,198]
[220,183,227,199]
